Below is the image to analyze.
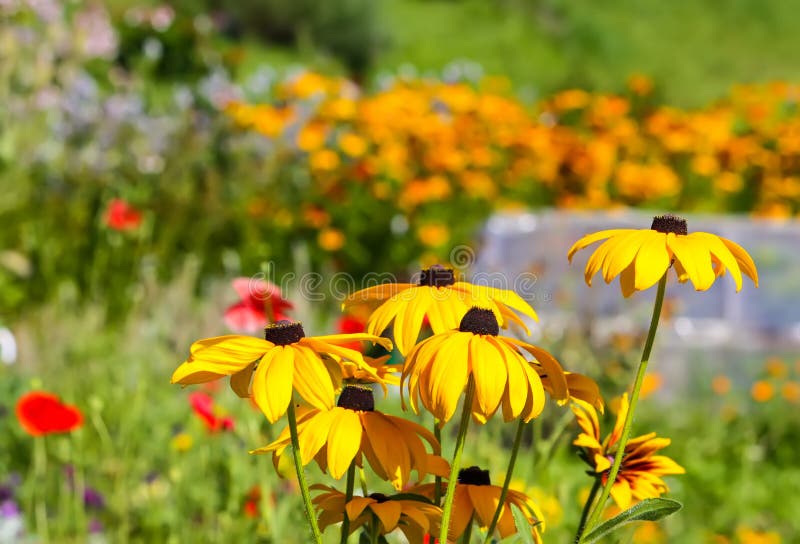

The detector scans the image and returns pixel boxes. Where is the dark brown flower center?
[337,385,375,412]
[651,214,688,235]
[458,466,491,486]
[264,320,305,345]
[418,265,455,287]
[459,307,499,336]
[368,493,390,503]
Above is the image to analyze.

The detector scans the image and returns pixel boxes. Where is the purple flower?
[88,518,104,534]
[0,500,19,518]
[83,488,105,510]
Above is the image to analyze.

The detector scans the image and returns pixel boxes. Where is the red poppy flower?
[336,314,367,352]
[16,391,83,436]
[243,485,261,519]
[188,392,234,432]
[223,278,293,333]
[105,199,142,231]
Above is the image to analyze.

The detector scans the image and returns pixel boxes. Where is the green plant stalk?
[287,401,323,544]
[341,463,356,544]
[434,422,443,505]
[574,478,602,542]
[359,467,369,495]
[578,274,668,542]
[461,514,474,543]
[483,419,526,543]
[33,436,49,543]
[439,377,476,544]
[370,516,380,544]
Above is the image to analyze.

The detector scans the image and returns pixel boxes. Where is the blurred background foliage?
[2,0,800,542]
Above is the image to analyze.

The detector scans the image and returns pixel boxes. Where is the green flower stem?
[574,478,602,543]
[483,419,526,543]
[434,422,443,505]
[370,517,380,544]
[461,514,474,543]
[358,467,369,496]
[578,274,668,542]
[287,401,323,544]
[340,462,356,544]
[33,436,50,543]
[439,376,476,544]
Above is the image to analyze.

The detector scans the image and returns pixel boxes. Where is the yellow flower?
[540,370,604,412]
[735,526,782,544]
[568,214,758,297]
[171,432,193,452]
[252,386,440,489]
[337,132,368,157]
[417,223,450,248]
[411,466,545,542]
[572,394,685,509]
[403,307,568,424]
[318,228,345,251]
[343,265,538,355]
[171,321,391,422]
[311,485,441,541]
[751,380,774,402]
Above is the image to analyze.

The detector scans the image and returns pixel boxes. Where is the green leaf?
[583,498,683,543]
[510,504,536,544]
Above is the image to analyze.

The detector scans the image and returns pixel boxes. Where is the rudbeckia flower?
[567,214,758,297]
[412,466,544,542]
[311,485,441,542]
[572,394,685,509]
[402,307,569,424]
[343,265,538,354]
[252,385,440,489]
[171,321,392,422]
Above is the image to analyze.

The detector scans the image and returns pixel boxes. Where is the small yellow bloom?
[639,372,663,400]
[337,132,368,157]
[751,380,774,403]
[781,381,800,403]
[318,228,345,251]
[568,214,758,297]
[712,375,732,396]
[765,357,788,378]
[309,149,340,172]
[171,432,193,452]
[417,223,450,248]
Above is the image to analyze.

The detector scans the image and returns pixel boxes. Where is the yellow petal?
[470,337,507,418]
[610,479,632,509]
[189,335,270,365]
[298,409,337,464]
[602,231,648,284]
[171,365,227,385]
[367,297,402,338]
[229,362,255,397]
[311,333,393,352]
[690,233,743,291]
[719,236,759,287]
[633,231,671,291]
[345,496,374,522]
[567,229,631,262]
[252,348,295,423]
[369,501,403,532]
[667,234,715,291]
[343,283,413,305]
[326,409,362,479]
[467,485,501,527]
[426,333,471,423]
[291,345,335,410]
[393,287,430,355]
[487,336,526,420]
[362,412,410,490]
[619,261,637,298]
[448,487,474,540]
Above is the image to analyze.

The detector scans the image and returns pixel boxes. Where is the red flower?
[188,392,234,433]
[223,277,293,333]
[336,314,367,352]
[243,485,261,519]
[105,199,142,231]
[16,391,83,436]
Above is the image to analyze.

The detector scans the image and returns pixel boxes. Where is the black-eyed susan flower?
[572,394,685,509]
[402,307,569,424]
[343,265,538,354]
[171,321,391,422]
[311,485,441,541]
[539,370,604,412]
[412,466,544,542]
[251,385,440,489]
[567,214,758,297]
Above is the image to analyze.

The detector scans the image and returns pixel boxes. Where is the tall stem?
[574,478,602,543]
[483,419,526,543]
[287,401,323,544]
[577,274,667,542]
[439,377,476,544]
[340,463,356,544]
[33,437,50,543]
[461,514,474,543]
[434,422,443,505]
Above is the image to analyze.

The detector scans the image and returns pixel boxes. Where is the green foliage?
[582,498,683,543]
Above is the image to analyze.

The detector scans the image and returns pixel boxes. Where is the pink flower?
[188,392,234,432]
[104,199,142,231]
[223,278,293,333]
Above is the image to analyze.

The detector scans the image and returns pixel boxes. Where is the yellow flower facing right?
[568,214,758,297]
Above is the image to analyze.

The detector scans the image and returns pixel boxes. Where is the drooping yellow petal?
[229,362,255,397]
[448,487,474,541]
[171,366,227,385]
[362,412,410,489]
[369,500,403,532]
[290,344,335,410]
[343,283,414,305]
[719,236,759,287]
[619,261,637,297]
[467,485,501,527]
[633,231,671,291]
[602,231,649,284]
[252,348,295,423]
[345,496,375,523]
[667,234,715,291]
[326,409,363,479]
[393,287,431,355]
[367,296,402,338]
[469,336,507,418]
[298,409,338,464]
[610,479,633,509]
[487,336,526,421]
[172,335,270,384]
[311,333,393,352]
[567,229,632,262]
[425,333,471,422]
[690,233,743,291]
